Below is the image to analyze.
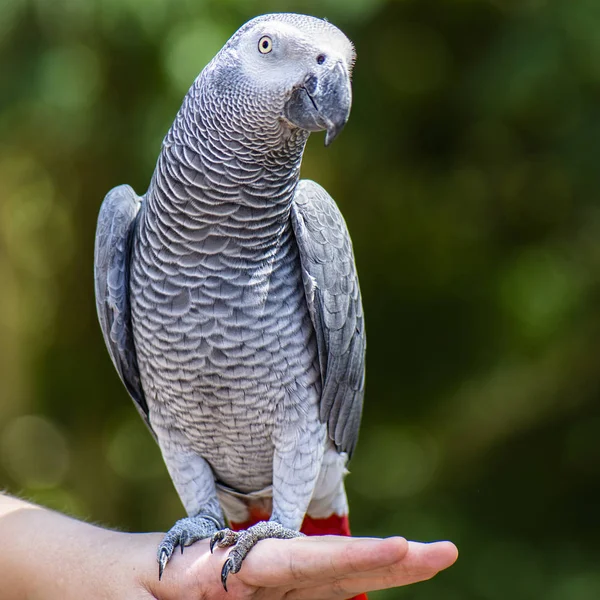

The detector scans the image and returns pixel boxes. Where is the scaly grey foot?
[158,513,222,579]
[210,522,305,590]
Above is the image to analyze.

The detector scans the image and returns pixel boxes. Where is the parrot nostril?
[304,74,319,95]
[316,54,326,65]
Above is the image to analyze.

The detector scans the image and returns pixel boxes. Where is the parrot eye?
[258,36,273,54]
[317,54,326,65]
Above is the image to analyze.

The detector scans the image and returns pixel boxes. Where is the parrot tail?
[230,512,367,600]
[300,513,351,536]
[229,511,351,536]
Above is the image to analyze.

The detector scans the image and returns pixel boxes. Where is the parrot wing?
[94,184,154,437]
[291,179,366,457]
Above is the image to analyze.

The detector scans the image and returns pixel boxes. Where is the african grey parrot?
[94,13,365,592]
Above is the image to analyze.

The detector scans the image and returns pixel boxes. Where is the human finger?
[237,535,410,588]
[285,540,458,600]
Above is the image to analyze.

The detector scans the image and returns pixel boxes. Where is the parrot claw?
[216,522,304,589]
[221,557,236,591]
[179,529,188,554]
[211,528,239,553]
[157,514,222,579]
[158,548,169,581]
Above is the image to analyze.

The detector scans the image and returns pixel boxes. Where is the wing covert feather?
[291,180,366,457]
[94,185,153,435]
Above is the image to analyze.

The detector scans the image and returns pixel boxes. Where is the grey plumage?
[94,186,152,434]
[94,12,365,584]
[291,180,365,457]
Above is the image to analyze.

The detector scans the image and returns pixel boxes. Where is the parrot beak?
[284,60,352,146]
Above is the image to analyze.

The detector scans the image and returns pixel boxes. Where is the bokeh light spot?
[1,415,70,489]
[499,249,583,342]
[162,20,230,95]
[106,417,164,481]
[37,43,102,112]
[353,426,439,499]
[549,571,600,600]
[0,0,21,44]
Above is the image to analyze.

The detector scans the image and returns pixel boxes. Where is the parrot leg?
[212,419,327,590]
[155,447,225,579]
[158,513,223,579]
[210,522,305,590]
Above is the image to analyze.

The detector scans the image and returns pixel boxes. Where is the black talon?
[158,548,169,581]
[221,557,233,591]
[180,530,188,554]
[210,533,220,554]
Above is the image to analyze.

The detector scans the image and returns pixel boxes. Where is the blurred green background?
[1,0,600,597]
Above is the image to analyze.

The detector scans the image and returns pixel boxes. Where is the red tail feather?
[300,513,351,536]
[230,512,367,600]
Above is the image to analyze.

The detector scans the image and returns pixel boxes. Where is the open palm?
[147,535,458,600]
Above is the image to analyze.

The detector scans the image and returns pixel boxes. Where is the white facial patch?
[235,18,355,88]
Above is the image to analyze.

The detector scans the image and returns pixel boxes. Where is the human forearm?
[0,494,159,600]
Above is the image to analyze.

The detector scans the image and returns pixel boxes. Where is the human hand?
[0,494,457,600]
[145,534,458,600]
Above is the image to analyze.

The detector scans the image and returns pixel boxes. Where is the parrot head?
[202,14,356,146]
